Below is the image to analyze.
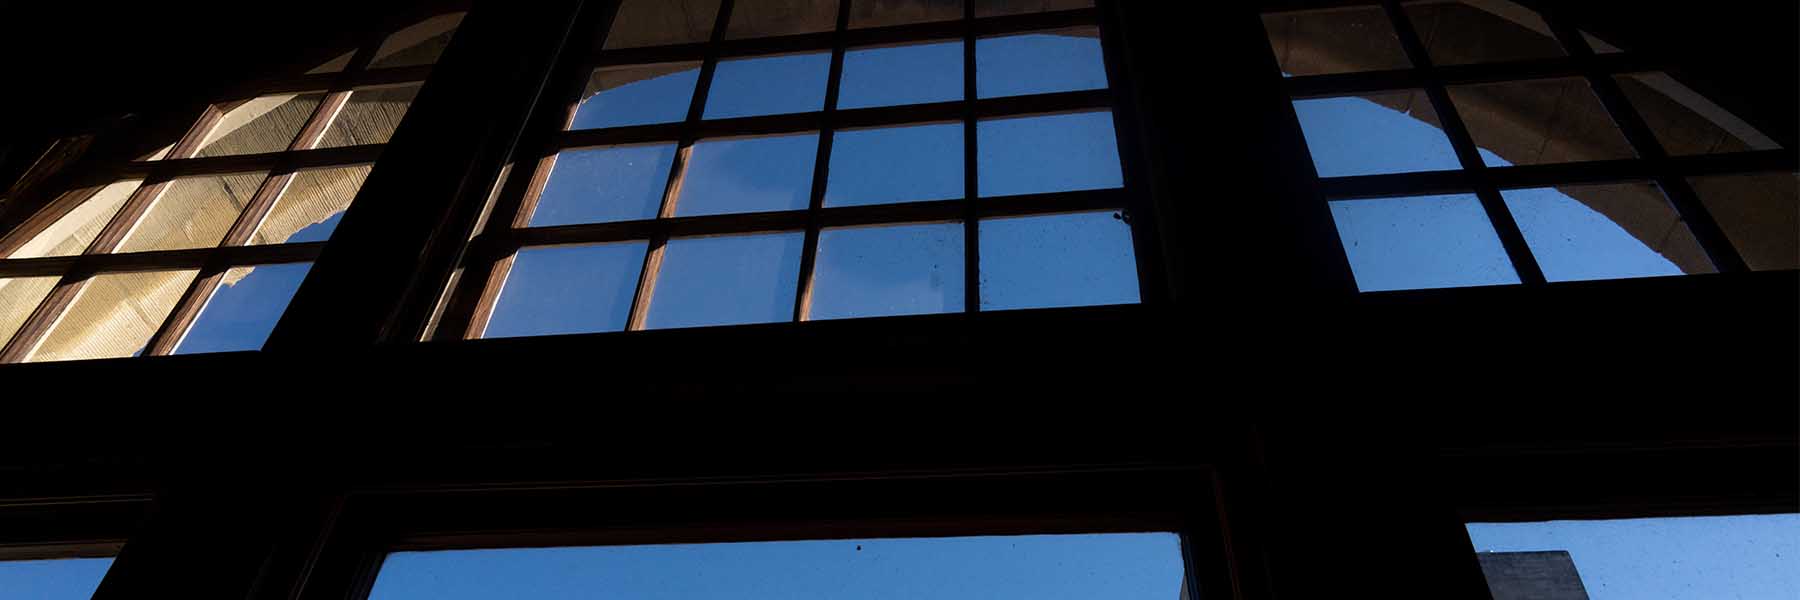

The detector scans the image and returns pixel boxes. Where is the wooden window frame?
[425,0,1170,340]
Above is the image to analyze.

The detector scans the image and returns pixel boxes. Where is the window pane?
[483,242,648,338]
[306,51,355,74]
[173,262,311,354]
[249,165,372,245]
[1689,173,1799,271]
[1329,194,1520,291]
[1615,72,1783,156]
[724,0,838,39]
[975,27,1107,99]
[369,533,1182,600]
[1403,0,1563,66]
[0,276,61,346]
[977,111,1121,197]
[839,40,963,109]
[195,93,327,158]
[317,83,422,148]
[703,52,832,119]
[1263,6,1412,76]
[368,13,465,69]
[1467,514,1800,600]
[1584,31,1624,54]
[531,144,678,226]
[603,0,722,49]
[0,557,115,600]
[6,179,140,259]
[647,232,803,329]
[1448,78,1636,167]
[980,211,1137,310]
[572,62,702,130]
[973,0,1092,18]
[676,133,818,216]
[28,269,198,362]
[811,222,963,319]
[1292,90,1462,177]
[849,0,962,28]
[1502,183,1714,282]
[826,123,963,207]
[116,172,268,253]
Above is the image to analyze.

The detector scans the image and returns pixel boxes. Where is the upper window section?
[0,12,465,363]
[1264,0,1794,292]
[0,556,115,600]
[434,0,1144,340]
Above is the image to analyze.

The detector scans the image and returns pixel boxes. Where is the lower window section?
[1467,514,1800,600]
[367,533,1187,600]
[173,262,314,355]
[0,557,115,600]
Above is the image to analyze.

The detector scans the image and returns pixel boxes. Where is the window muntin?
[1265,0,1792,292]
[1467,514,1800,600]
[366,533,1186,600]
[0,13,465,362]
[439,0,1144,339]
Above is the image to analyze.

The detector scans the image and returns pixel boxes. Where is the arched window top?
[1263,0,1795,291]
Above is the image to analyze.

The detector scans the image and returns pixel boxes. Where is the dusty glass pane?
[1467,514,1800,600]
[195,93,327,158]
[27,269,198,362]
[1329,194,1520,291]
[1615,72,1782,156]
[484,242,648,338]
[647,232,803,329]
[1403,0,1563,66]
[115,172,267,253]
[1689,173,1799,271]
[973,0,1092,18]
[676,133,818,216]
[703,52,831,119]
[811,222,963,319]
[1263,6,1412,76]
[603,0,722,49]
[1448,78,1636,167]
[976,27,1107,99]
[1503,183,1714,282]
[838,40,963,109]
[0,276,60,346]
[849,0,962,28]
[977,111,1121,197]
[368,13,465,69]
[317,83,422,148]
[6,179,140,259]
[249,165,372,245]
[1293,90,1462,177]
[531,144,678,226]
[0,557,115,600]
[173,262,311,354]
[368,533,1183,600]
[571,62,701,130]
[980,211,1137,310]
[724,0,838,39]
[826,123,962,207]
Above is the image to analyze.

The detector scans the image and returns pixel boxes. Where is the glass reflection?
[6,179,141,259]
[1292,91,1462,177]
[532,144,678,226]
[0,557,115,600]
[976,27,1107,99]
[839,40,963,109]
[647,233,803,329]
[571,62,702,130]
[811,222,963,319]
[250,165,372,245]
[1263,6,1412,76]
[174,262,313,354]
[1502,183,1713,282]
[1329,194,1520,291]
[116,172,268,253]
[483,242,648,338]
[28,269,199,362]
[980,211,1138,310]
[676,133,818,216]
[703,52,832,119]
[318,83,422,148]
[826,123,962,207]
[977,111,1121,197]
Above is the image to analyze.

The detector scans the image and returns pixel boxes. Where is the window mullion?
[961,0,980,314]
[1381,0,1547,285]
[791,0,851,322]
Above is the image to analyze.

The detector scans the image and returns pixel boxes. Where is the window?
[436,0,1144,339]
[367,533,1186,600]
[0,557,114,600]
[1467,513,1800,600]
[1265,0,1794,292]
[0,13,465,362]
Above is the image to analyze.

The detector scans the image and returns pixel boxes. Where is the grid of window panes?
[0,13,465,362]
[443,0,1144,339]
[1264,0,1796,292]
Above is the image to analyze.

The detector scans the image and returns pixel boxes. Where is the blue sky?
[0,557,112,600]
[365,533,1185,600]
[1468,514,1800,600]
